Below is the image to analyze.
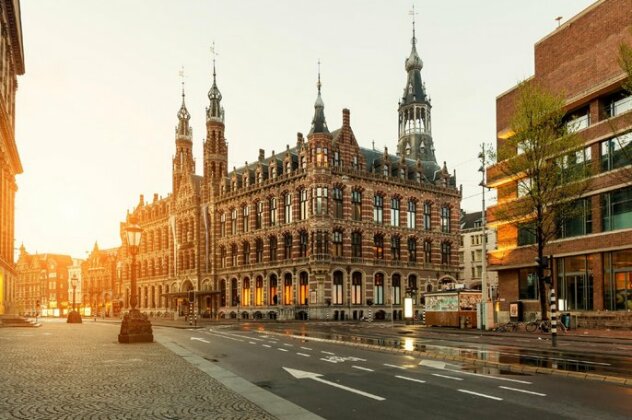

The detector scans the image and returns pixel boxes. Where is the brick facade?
[490,0,632,320]
[117,32,462,321]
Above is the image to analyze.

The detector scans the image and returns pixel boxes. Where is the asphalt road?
[245,321,632,377]
[156,325,632,420]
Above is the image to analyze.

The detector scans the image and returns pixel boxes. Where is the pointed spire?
[176,67,192,138]
[207,42,224,122]
[309,60,329,135]
[405,5,423,72]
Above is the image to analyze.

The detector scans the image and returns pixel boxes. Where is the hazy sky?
[15,0,595,258]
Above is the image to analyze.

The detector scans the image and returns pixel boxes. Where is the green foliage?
[495,81,590,242]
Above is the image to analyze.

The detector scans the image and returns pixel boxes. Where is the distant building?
[67,258,83,310]
[14,245,72,316]
[0,0,25,314]
[118,22,462,321]
[488,0,632,322]
[82,242,121,317]
[459,211,498,294]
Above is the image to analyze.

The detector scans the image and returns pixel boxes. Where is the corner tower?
[397,12,435,163]
[203,51,227,199]
[172,85,195,195]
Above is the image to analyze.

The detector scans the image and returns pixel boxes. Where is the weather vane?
[179,65,185,92]
[409,4,418,43]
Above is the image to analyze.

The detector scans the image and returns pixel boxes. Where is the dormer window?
[285,161,291,174]
[383,164,389,177]
[333,150,341,167]
[271,166,277,179]
[352,155,358,170]
[257,171,263,184]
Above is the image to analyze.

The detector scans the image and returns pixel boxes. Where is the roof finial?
[211,42,219,82]
[179,65,186,99]
[409,4,418,47]
[317,59,322,94]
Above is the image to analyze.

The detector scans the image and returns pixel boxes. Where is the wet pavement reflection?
[242,323,632,378]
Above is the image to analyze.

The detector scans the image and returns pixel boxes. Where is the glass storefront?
[555,255,594,311]
[604,250,632,311]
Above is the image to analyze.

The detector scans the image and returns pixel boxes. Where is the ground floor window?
[374,273,384,305]
[555,255,594,311]
[284,273,293,305]
[333,271,343,305]
[299,272,309,305]
[352,272,362,305]
[518,268,538,300]
[392,274,401,305]
[604,250,632,311]
[255,276,264,306]
[269,275,278,305]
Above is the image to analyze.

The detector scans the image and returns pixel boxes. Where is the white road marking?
[249,341,257,345]
[499,386,546,396]
[300,346,313,351]
[283,343,294,347]
[352,365,374,372]
[278,348,289,352]
[190,337,210,343]
[419,360,446,369]
[321,351,335,355]
[223,332,264,341]
[262,344,272,348]
[297,353,311,357]
[320,358,338,363]
[432,373,463,381]
[396,375,426,384]
[458,389,502,401]
[445,369,532,384]
[208,333,244,342]
[283,367,386,401]
[384,363,407,370]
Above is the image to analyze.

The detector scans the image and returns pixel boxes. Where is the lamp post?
[67,274,82,323]
[118,215,154,343]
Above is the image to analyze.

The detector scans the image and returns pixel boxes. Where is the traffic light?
[535,256,549,269]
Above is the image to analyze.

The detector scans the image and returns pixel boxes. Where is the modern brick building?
[118,24,461,321]
[0,0,24,315]
[489,0,632,323]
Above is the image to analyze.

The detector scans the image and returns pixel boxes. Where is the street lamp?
[67,274,82,323]
[118,215,154,343]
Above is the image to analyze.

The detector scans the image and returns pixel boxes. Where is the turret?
[397,11,436,163]
[172,84,195,195]
[203,49,228,199]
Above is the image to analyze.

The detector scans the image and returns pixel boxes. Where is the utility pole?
[478,143,489,330]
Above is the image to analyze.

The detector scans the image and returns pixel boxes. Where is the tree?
[491,82,591,320]
[620,32,632,95]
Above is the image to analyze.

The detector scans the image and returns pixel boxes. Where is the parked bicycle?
[526,318,567,333]
[492,321,522,332]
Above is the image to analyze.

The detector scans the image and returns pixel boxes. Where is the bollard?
[550,288,557,348]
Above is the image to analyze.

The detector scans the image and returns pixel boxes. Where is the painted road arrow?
[190,337,210,343]
[283,367,385,401]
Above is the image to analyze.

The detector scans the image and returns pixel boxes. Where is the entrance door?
[614,271,632,310]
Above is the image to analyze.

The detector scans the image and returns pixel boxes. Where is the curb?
[155,334,323,420]
[259,330,632,387]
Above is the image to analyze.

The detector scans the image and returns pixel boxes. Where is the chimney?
[297,132,304,146]
[259,149,265,161]
[153,193,158,203]
[139,194,144,206]
[342,108,350,128]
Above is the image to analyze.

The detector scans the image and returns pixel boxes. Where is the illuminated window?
[374,273,384,305]
[333,271,343,305]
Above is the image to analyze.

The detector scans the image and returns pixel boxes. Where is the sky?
[14,0,596,259]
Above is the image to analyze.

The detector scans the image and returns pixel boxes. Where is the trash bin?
[561,313,571,330]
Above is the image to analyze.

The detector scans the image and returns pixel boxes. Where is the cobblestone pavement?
[0,322,276,420]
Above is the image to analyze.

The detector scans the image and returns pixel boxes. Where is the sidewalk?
[0,321,314,420]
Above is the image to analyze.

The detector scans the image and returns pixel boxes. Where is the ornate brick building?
[489,0,632,322]
[82,242,121,317]
[14,245,72,316]
[119,25,461,321]
[0,0,24,314]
